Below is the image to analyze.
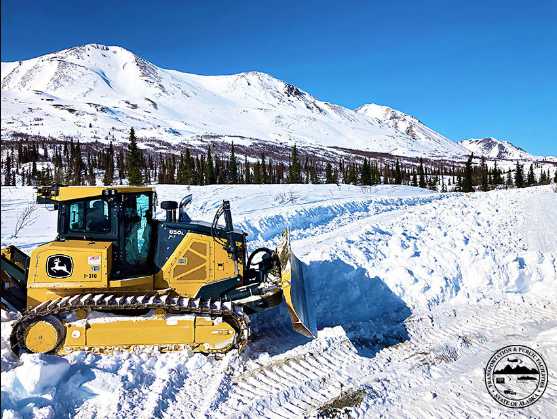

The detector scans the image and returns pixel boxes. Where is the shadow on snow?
[250,258,411,358]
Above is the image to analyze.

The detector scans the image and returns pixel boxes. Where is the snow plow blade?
[277,231,317,338]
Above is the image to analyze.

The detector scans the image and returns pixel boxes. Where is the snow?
[355,103,467,157]
[1,44,469,159]
[458,137,555,161]
[14,355,70,395]
[1,183,556,418]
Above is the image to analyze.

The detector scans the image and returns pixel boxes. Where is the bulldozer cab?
[40,186,156,278]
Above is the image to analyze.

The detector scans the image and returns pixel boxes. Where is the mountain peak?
[43,43,138,63]
[355,103,415,120]
[459,137,532,160]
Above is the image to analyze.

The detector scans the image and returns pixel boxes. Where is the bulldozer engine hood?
[153,221,245,273]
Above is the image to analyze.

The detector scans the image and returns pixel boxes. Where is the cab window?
[123,193,152,267]
[68,199,110,234]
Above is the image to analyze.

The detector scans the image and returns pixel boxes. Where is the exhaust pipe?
[160,201,178,222]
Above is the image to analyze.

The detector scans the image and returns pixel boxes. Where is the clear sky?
[2,0,556,155]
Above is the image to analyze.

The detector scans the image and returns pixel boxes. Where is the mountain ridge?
[1,43,471,160]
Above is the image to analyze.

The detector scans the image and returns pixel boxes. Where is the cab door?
[112,192,155,279]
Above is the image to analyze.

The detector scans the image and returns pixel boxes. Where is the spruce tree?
[228,142,238,184]
[260,154,268,184]
[192,156,200,185]
[205,146,216,184]
[185,148,193,184]
[480,156,489,192]
[492,161,503,185]
[505,169,513,188]
[215,154,223,184]
[303,157,310,184]
[462,154,474,193]
[244,155,251,184]
[127,128,143,185]
[418,159,426,188]
[143,155,151,184]
[268,158,274,183]
[539,170,548,185]
[87,155,96,185]
[325,162,334,183]
[514,162,525,188]
[102,142,114,185]
[394,159,402,184]
[526,164,536,186]
[360,158,372,185]
[253,160,261,184]
[177,153,187,184]
[288,144,301,183]
[158,158,166,184]
[75,142,84,185]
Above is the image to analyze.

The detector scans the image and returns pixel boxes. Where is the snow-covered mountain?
[354,103,464,156]
[458,137,534,160]
[1,43,469,159]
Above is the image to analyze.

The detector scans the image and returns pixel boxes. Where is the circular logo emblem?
[485,345,548,408]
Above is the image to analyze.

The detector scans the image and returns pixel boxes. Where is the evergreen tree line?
[458,154,554,192]
[2,129,557,190]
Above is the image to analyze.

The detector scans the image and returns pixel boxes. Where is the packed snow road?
[1,184,556,418]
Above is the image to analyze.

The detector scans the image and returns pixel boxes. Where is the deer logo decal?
[46,255,73,278]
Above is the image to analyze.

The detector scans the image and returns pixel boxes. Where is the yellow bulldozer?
[1,185,316,355]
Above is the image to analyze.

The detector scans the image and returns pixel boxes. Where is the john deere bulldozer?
[1,185,316,355]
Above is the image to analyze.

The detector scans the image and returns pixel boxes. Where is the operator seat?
[87,200,110,233]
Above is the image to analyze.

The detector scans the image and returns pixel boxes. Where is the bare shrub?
[11,203,38,238]
[274,191,300,205]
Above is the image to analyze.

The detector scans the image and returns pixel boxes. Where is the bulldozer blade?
[277,230,317,338]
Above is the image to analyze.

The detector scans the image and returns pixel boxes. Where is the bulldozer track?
[208,337,362,418]
[10,293,250,355]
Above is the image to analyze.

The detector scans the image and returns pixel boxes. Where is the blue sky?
[2,0,556,155]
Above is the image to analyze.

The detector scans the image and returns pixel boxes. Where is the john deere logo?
[46,255,73,278]
[485,345,548,408]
